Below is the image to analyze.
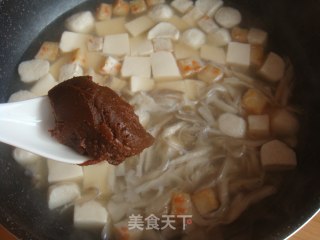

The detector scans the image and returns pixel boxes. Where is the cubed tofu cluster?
[10,156,116,228]
[15,0,285,103]
[13,0,260,99]
[48,160,115,228]
[240,87,298,171]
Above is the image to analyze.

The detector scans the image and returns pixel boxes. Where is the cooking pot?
[1,0,320,239]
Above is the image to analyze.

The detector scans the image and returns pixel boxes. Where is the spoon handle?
[0,96,87,164]
[0,96,52,150]
[0,96,49,123]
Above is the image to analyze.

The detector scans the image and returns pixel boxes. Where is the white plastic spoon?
[0,96,87,164]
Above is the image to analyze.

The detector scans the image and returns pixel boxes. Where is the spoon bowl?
[0,96,87,164]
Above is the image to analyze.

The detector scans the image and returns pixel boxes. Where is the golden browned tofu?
[171,192,192,216]
[35,41,59,62]
[248,114,270,138]
[145,0,164,7]
[192,188,220,215]
[197,64,224,83]
[96,3,112,21]
[231,27,249,43]
[177,57,205,78]
[250,44,265,68]
[242,88,268,114]
[70,48,87,68]
[129,0,147,15]
[113,0,130,16]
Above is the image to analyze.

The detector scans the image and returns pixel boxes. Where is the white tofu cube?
[130,76,155,92]
[184,79,206,100]
[103,33,130,57]
[49,53,73,80]
[100,56,121,76]
[83,162,116,197]
[207,28,231,47]
[177,57,205,78]
[191,188,219,215]
[8,90,37,103]
[242,88,268,114]
[260,140,297,170]
[155,80,186,92]
[35,41,59,62]
[48,182,81,210]
[87,36,103,52]
[148,4,174,22]
[18,59,50,83]
[197,16,219,34]
[181,28,206,49]
[195,0,223,17]
[59,31,91,52]
[125,16,155,37]
[96,3,112,21]
[248,114,270,138]
[105,76,127,91]
[65,11,95,33]
[86,52,106,73]
[200,44,226,65]
[129,0,147,15]
[59,63,83,82]
[167,15,189,31]
[145,0,165,7]
[95,17,127,36]
[47,160,83,183]
[86,68,106,85]
[259,52,285,82]
[231,27,248,43]
[151,51,181,81]
[152,38,173,52]
[171,0,193,14]
[248,28,268,45]
[218,113,246,138]
[148,22,180,41]
[197,64,224,83]
[182,7,204,27]
[70,48,87,68]
[156,79,205,100]
[171,192,192,215]
[174,42,200,59]
[130,36,154,56]
[214,7,242,29]
[271,109,299,136]
[31,73,57,96]
[74,200,109,228]
[121,56,151,78]
[226,42,251,69]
